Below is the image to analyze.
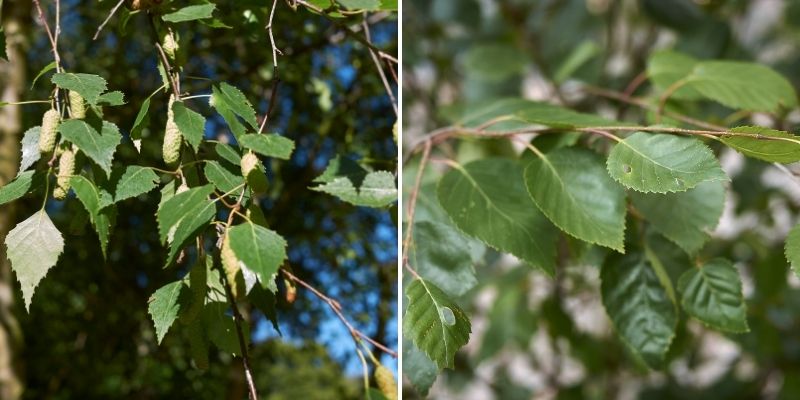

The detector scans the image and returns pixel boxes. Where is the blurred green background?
[403,0,800,398]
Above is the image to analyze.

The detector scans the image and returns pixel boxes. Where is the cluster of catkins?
[38,91,85,200]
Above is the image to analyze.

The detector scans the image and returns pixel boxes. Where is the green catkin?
[162,95,182,166]
[162,32,178,62]
[240,151,258,177]
[53,148,76,200]
[220,234,241,299]
[241,151,269,193]
[38,109,60,154]
[375,364,398,400]
[69,90,86,119]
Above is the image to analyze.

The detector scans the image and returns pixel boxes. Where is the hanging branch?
[280,269,398,358]
[259,0,283,133]
[293,0,398,64]
[31,0,63,114]
[93,0,127,41]
[362,16,397,116]
[146,15,181,99]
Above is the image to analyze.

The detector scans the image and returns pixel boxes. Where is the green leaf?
[720,126,800,163]
[525,148,626,252]
[787,224,800,278]
[402,340,438,396]
[677,259,749,333]
[97,91,125,106]
[30,61,57,89]
[554,40,600,83]
[216,82,258,130]
[130,97,151,151]
[437,158,557,275]
[148,280,187,344]
[403,279,471,369]
[19,126,41,173]
[686,61,797,112]
[204,160,245,199]
[0,171,37,205]
[606,132,727,193]
[463,44,527,82]
[601,253,676,368]
[69,176,116,257]
[409,221,477,297]
[367,388,389,400]
[249,284,282,335]
[111,166,160,203]
[157,185,213,243]
[313,169,397,208]
[161,4,216,23]
[336,0,381,9]
[631,180,725,254]
[158,185,217,266]
[458,98,622,131]
[58,119,121,176]
[647,50,702,100]
[51,73,107,105]
[70,176,103,216]
[214,142,242,165]
[202,302,249,355]
[211,85,246,139]
[227,221,288,287]
[379,0,397,10]
[238,134,295,160]
[5,210,64,311]
[171,101,206,151]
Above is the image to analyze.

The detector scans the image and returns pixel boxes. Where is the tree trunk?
[0,1,30,399]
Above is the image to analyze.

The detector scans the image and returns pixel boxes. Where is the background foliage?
[403,0,800,399]
[0,0,397,399]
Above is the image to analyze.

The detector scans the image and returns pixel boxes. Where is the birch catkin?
[69,90,86,119]
[53,147,76,200]
[38,109,60,154]
[162,95,182,166]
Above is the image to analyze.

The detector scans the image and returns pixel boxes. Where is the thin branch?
[294,0,398,64]
[656,78,690,124]
[215,262,259,400]
[259,0,283,133]
[32,0,63,113]
[146,15,181,98]
[31,0,57,64]
[362,16,397,116]
[93,0,126,41]
[213,190,258,400]
[401,140,431,279]
[580,128,622,142]
[582,84,725,131]
[280,269,398,358]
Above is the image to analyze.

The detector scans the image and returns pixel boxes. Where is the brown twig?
[362,16,397,116]
[216,189,258,400]
[93,0,127,40]
[401,140,431,279]
[147,15,181,98]
[280,269,398,358]
[582,84,725,131]
[31,0,58,67]
[294,0,398,64]
[32,0,63,114]
[215,263,259,400]
[259,0,282,133]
